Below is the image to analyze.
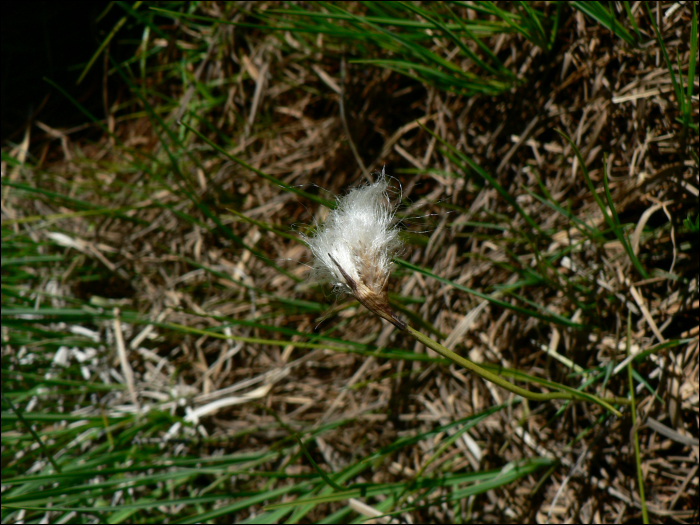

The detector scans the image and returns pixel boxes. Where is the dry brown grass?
[2,2,698,523]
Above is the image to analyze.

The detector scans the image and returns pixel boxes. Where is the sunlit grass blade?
[556,130,648,279]
[622,1,642,42]
[627,312,649,524]
[685,2,698,130]
[571,1,637,45]
[401,2,515,80]
[420,122,543,234]
[470,0,554,50]
[266,457,554,511]
[76,1,144,85]
[1,393,62,474]
[395,257,583,328]
[179,119,334,209]
[643,1,692,132]
[253,1,520,96]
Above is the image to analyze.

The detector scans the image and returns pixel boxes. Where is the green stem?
[2,392,62,473]
[405,324,622,417]
[627,313,649,524]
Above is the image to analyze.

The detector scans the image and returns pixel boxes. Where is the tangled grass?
[2,2,698,523]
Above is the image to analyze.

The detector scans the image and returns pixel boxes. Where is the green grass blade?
[627,312,649,524]
[571,1,636,45]
[687,2,697,126]
[556,130,648,278]
[395,257,584,328]
[643,2,684,124]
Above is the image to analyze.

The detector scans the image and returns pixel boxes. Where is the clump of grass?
[2,2,698,523]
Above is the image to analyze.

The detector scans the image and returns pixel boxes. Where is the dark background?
[1,1,119,144]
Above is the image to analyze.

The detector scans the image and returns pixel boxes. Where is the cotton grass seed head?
[303,168,405,330]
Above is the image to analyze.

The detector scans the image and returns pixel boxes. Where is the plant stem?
[405,324,622,417]
[627,312,649,524]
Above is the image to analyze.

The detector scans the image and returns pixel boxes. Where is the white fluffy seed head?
[302,169,405,329]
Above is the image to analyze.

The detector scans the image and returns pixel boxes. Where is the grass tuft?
[2,1,697,523]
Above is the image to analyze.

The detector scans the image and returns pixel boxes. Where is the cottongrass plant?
[304,171,625,416]
[303,168,406,329]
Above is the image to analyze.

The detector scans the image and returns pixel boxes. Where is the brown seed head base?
[328,253,406,331]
